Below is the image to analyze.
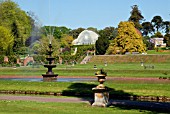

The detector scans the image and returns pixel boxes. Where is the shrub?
[0,55,4,64]
[32,55,46,63]
[16,64,20,67]
[8,55,17,64]
[159,47,170,50]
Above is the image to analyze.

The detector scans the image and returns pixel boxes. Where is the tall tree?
[0,0,32,54]
[128,5,144,30]
[95,30,110,55]
[102,27,116,40]
[164,33,170,47]
[31,35,60,56]
[60,34,74,48]
[53,26,71,39]
[151,31,163,38]
[162,21,170,34]
[0,26,14,55]
[141,22,154,36]
[151,15,163,32]
[87,27,98,33]
[69,28,85,39]
[42,26,71,39]
[107,21,146,54]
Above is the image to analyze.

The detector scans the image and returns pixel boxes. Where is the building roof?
[72,30,99,45]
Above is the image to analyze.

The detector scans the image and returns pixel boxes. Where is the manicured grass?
[0,80,169,97]
[0,80,70,92]
[0,63,170,78]
[147,50,170,54]
[106,82,170,97]
[0,100,152,114]
[0,55,169,113]
[90,55,170,63]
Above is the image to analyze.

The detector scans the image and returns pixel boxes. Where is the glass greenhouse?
[72,30,99,45]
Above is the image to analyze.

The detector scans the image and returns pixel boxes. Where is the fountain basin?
[46,57,55,61]
[44,64,56,68]
[42,74,58,77]
[42,73,58,81]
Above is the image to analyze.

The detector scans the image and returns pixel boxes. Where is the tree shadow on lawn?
[62,82,131,99]
[62,82,170,114]
[110,100,170,114]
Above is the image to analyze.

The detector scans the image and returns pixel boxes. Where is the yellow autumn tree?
[107,21,146,54]
[60,34,74,48]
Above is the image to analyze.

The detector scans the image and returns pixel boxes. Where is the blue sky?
[13,0,170,29]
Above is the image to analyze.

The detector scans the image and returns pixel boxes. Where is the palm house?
[72,30,99,45]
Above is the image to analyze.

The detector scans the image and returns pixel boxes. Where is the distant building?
[150,38,166,47]
[72,30,99,45]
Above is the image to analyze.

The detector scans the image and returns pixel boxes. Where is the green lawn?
[0,62,170,97]
[0,62,169,114]
[0,100,153,114]
[0,63,170,78]
[147,50,170,54]
[0,80,169,97]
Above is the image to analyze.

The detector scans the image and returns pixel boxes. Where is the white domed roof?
[72,30,99,45]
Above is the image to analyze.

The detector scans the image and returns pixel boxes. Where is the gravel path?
[0,95,89,103]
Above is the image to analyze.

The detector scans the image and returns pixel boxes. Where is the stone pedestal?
[92,88,109,107]
[92,72,109,107]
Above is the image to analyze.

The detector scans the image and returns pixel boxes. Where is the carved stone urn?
[92,69,109,107]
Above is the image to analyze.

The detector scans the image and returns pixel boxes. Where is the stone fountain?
[92,69,109,107]
[42,43,58,81]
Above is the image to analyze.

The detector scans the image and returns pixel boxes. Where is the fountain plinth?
[92,69,109,107]
[42,44,58,81]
